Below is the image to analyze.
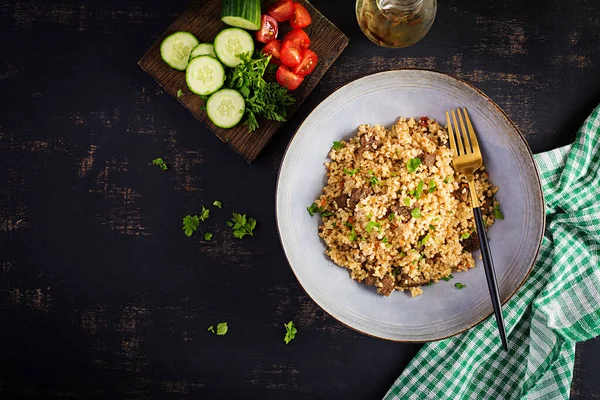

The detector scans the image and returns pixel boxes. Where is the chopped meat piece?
[364,271,376,286]
[359,134,381,149]
[419,116,429,127]
[453,182,470,202]
[418,152,436,167]
[462,232,480,252]
[333,194,347,209]
[391,204,412,221]
[348,187,372,209]
[480,198,493,213]
[379,274,395,296]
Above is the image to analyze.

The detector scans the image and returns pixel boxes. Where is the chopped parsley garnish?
[403,198,411,206]
[411,208,421,218]
[441,274,454,282]
[391,268,401,276]
[390,173,398,177]
[443,176,454,184]
[428,179,436,193]
[213,200,223,209]
[407,157,421,173]
[321,211,333,217]
[177,89,184,98]
[182,215,200,237]
[343,167,360,176]
[461,232,471,239]
[200,205,210,221]
[382,237,389,244]
[415,180,425,199]
[388,212,396,221]
[345,222,358,242]
[332,141,344,150]
[399,251,407,257]
[494,204,505,220]
[366,221,381,233]
[307,203,323,217]
[208,322,228,335]
[152,157,168,171]
[204,232,213,241]
[284,321,297,344]
[429,224,436,230]
[455,282,467,289]
[369,176,380,186]
[419,234,430,246]
[227,213,256,239]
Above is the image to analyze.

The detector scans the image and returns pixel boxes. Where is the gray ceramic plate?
[276,70,544,342]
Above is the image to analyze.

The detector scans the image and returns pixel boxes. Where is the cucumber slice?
[190,43,216,60]
[221,0,261,30]
[185,56,225,96]
[160,31,199,71]
[206,89,245,129]
[213,28,254,68]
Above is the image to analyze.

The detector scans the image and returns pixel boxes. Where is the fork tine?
[451,110,465,156]
[446,111,458,156]
[457,108,471,154]
[463,108,480,156]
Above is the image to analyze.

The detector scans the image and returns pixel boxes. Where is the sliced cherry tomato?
[283,28,310,49]
[292,49,318,76]
[290,2,312,29]
[262,39,282,65]
[256,14,278,44]
[276,66,304,91]
[267,0,295,22]
[280,39,303,67]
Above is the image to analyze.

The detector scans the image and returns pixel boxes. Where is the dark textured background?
[1,0,599,399]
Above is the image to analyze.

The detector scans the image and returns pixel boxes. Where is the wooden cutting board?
[138,0,349,162]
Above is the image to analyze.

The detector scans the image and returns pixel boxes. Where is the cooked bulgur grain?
[313,116,499,297]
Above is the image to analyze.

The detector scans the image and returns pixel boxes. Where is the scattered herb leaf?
[213,200,223,209]
[428,179,436,193]
[177,89,184,98]
[455,282,467,289]
[204,232,213,241]
[207,325,215,333]
[403,197,411,206]
[411,208,421,218]
[388,212,396,221]
[441,274,454,282]
[216,322,228,335]
[229,213,256,239]
[343,167,360,176]
[200,205,210,222]
[461,232,471,239]
[443,176,454,184]
[366,221,381,233]
[429,224,436,230]
[420,234,431,246]
[152,157,168,171]
[332,141,344,150]
[415,180,425,199]
[182,215,200,237]
[494,204,505,220]
[284,321,297,344]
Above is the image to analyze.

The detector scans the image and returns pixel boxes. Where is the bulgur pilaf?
[311,116,501,297]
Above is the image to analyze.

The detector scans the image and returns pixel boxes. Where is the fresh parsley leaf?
[332,141,344,150]
[284,321,297,344]
[415,180,424,199]
[382,237,388,244]
[428,179,436,193]
[429,224,436,230]
[152,157,168,171]
[441,274,454,282]
[213,200,222,209]
[407,158,421,173]
[390,173,398,177]
[461,232,471,239]
[343,167,360,176]
[411,208,421,218]
[204,232,213,241]
[216,322,228,335]
[229,213,256,239]
[177,89,184,98]
[399,251,407,257]
[365,221,381,233]
[307,203,323,217]
[226,52,295,132]
[182,215,200,237]
[403,197,411,206]
[200,205,210,222]
[494,204,505,220]
[455,282,467,289]
[388,212,396,221]
[207,325,215,333]
[321,211,333,217]
[369,176,379,186]
[420,234,430,246]
[443,176,454,184]
[346,223,358,242]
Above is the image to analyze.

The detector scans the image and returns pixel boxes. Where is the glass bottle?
[356,0,437,48]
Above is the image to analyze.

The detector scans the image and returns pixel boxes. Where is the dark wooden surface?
[139,0,348,162]
[1,0,599,399]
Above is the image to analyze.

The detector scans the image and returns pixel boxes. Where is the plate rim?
[275,68,545,342]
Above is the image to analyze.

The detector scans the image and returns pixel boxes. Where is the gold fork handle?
[467,179,480,208]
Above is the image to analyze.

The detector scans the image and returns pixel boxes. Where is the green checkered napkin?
[385,105,600,400]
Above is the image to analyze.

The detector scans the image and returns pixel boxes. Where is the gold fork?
[446,108,508,351]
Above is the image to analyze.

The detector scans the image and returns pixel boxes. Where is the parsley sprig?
[227,53,295,132]
[152,158,168,171]
[284,321,297,344]
[227,213,257,239]
[182,215,200,237]
[208,322,228,335]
